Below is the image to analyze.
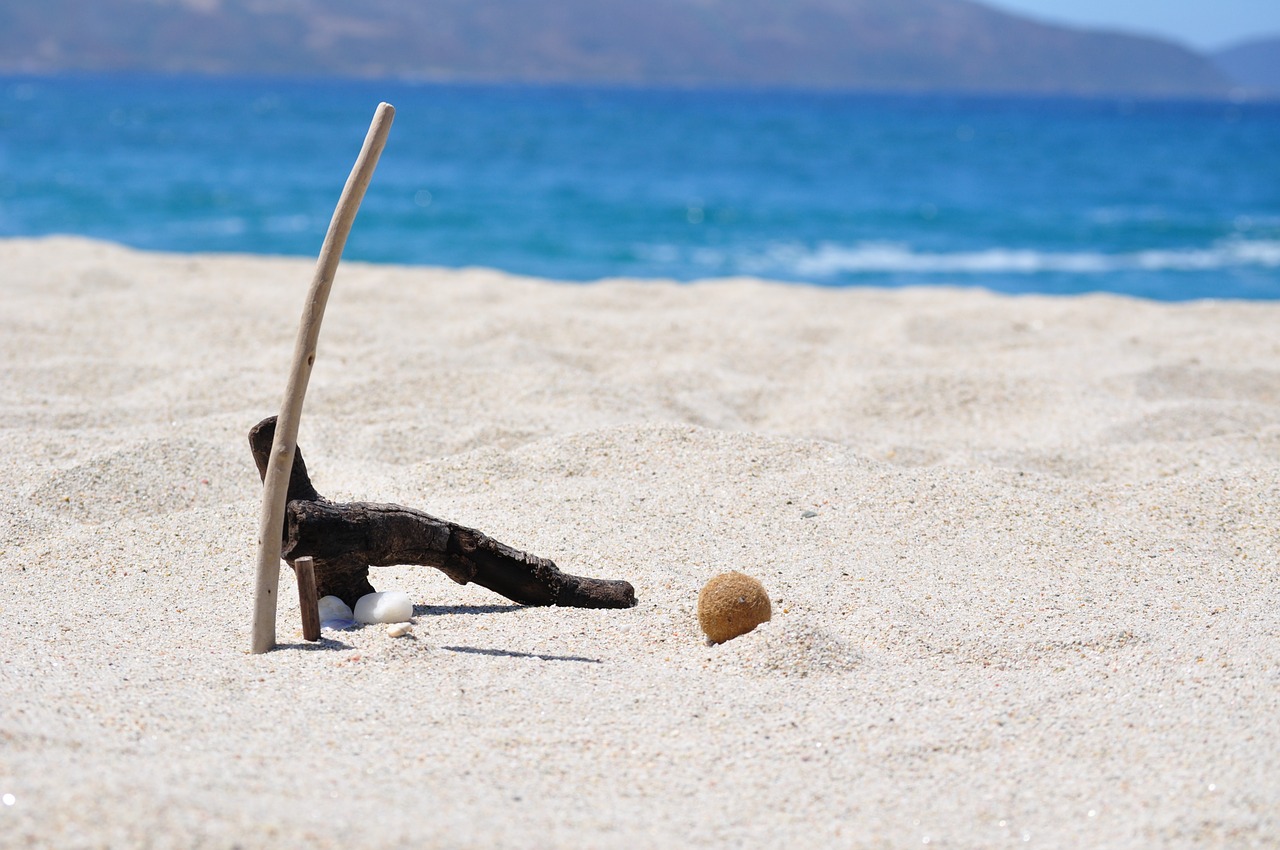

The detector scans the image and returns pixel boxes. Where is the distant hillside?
[1213,36,1280,93]
[0,0,1231,96]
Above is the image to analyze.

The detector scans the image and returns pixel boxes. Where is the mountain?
[1213,36,1280,93]
[0,0,1231,96]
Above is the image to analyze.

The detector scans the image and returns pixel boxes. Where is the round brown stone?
[697,571,772,643]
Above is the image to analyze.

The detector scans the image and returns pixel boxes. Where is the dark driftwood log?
[249,417,637,610]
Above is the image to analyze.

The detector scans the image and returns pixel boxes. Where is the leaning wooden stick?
[250,417,637,610]
[250,103,395,654]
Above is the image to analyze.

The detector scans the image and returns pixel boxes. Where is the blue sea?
[2,74,1279,300]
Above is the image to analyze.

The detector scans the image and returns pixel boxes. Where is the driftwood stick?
[295,556,321,642]
[250,103,395,654]
[250,417,637,611]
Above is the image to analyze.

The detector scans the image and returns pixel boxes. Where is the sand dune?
[2,237,1277,847]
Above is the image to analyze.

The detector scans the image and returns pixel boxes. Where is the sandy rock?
[697,571,772,643]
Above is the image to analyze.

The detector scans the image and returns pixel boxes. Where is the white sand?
[1,236,1277,848]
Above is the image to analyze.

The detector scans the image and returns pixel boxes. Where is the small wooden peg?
[295,556,321,642]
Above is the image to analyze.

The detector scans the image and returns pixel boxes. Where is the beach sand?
[1,236,1277,848]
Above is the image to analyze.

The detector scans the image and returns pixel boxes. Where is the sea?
[2,74,1279,301]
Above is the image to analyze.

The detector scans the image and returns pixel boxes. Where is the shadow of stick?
[442,645,603,664]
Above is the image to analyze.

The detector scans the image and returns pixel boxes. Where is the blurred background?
[1,0,1278,298]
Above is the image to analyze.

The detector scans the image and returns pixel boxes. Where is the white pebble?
[354,591,413,624]
[318,596,357,629]
[317,596,353,622]
[387,623,413,638]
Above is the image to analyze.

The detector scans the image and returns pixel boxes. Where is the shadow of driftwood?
[442,645,603,664]
[414,603,527,617]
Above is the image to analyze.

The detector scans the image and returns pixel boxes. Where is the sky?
[983,0,1280,51]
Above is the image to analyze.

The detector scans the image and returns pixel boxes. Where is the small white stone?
[387,623,413,638]
[354,590,413,624]
[318,596,353,622]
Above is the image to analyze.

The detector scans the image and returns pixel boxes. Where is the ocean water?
[2,74,1279,300]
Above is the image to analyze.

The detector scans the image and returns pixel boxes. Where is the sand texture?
[2,237,1278,848]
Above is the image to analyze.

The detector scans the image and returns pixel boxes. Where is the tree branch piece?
[250,417,637,611]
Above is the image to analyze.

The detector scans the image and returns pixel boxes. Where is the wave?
[665,238,1280,278]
